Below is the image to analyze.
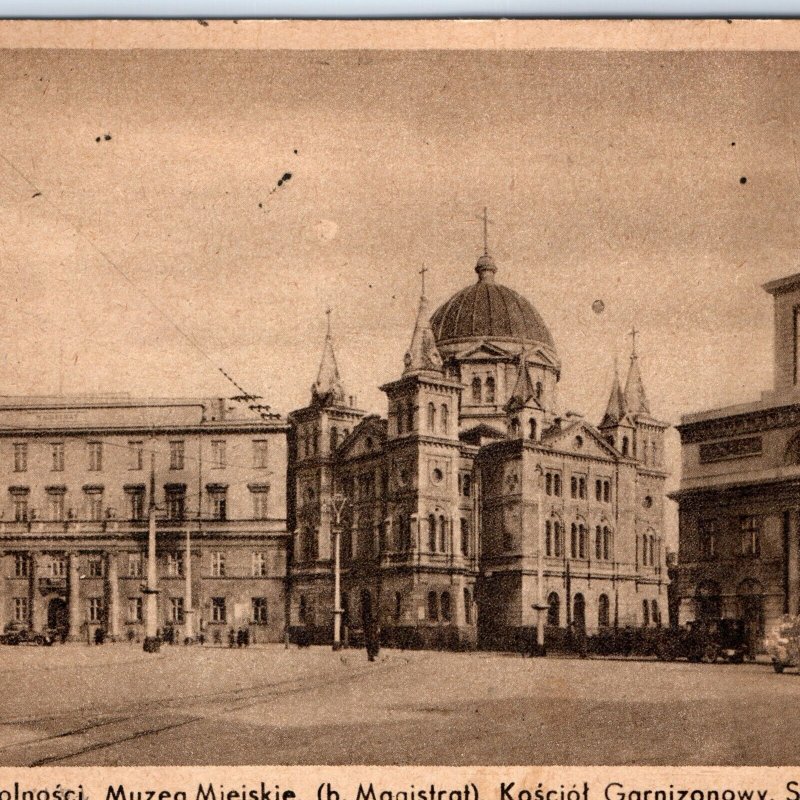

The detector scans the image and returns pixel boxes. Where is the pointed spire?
[507,347,538,410]
[311,308,346,404]
[403,268,443,375]
[600,359,627,428]
[624,327,650,416]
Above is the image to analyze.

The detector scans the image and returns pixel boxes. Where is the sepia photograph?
[0,21,798,766]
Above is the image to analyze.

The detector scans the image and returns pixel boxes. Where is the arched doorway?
[737,579,764,656]
[47,597,68,640]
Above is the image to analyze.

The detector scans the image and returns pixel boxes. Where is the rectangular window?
[251,597,268,624]
[252,490,269,520]
[128,552,143,578]
[170,596,185,624]
[740,516,761,557]
[579,477,587,500]
[88,597,104,623]
[210,492,227,521]
[87,441,103,472]
[48,494,65,521]
[699,520,717,559]
[128,491,144,521]
[211,552,226,577]
[13,597,29,623]
[211,440,226,470]
[87,555,104,578]
[13,443,27,473]
[51,442,65,472]
[47,556,67,578]
[87,493,103,522]
[603,480,611,503]
[211,596,226,623]
[253,440,269,469]
[128,441,144,471]
[169,440,185,471]
[128,596,143,623]
[166,490,185,520]
[14,553,29,578]
[595,479,602,502]
[13,498,28,523]
[252,552,268,577]
[166,551,184,577]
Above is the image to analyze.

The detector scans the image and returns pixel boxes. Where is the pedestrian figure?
[365,619,380,662]
[228,628,236,648]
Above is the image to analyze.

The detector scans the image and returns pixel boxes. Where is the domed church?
[288,244,670,650]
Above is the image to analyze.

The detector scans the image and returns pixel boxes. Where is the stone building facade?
[673,272,800,650]
[0,395,289,642]
[288,249,670,650]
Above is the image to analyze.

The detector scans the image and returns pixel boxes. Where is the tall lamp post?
[531,464,547,657]
[327,492,348,651]
[143,452,161,653]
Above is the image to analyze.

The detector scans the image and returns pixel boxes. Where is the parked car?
[655,619,749,664]
[765,615,800,673]
[0,623,54,646]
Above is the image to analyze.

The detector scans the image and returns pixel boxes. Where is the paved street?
[0,643,797,765]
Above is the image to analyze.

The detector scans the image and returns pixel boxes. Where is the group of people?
[228,628,252,648]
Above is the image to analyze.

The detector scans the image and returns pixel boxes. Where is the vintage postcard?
[0,19,798,771]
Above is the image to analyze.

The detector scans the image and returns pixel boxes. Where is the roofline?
[763,272,800,296]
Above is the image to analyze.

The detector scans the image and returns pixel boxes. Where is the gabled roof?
[506,352,542,413]
[541,417,621,459]
[459,423,508,446]
[337,415,388,459]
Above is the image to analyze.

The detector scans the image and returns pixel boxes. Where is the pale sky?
[1,48,798,520]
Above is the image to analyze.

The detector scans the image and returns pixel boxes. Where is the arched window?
[529,419,537,440]
[393,591,402,621]
[460,518,470,556]
[545,473,552,495]
[598,594,610,628]
[396,407,403,434]
[642,599,650,627]
[652,599,661,627]
[440,404,449,434]
[641,534,648,566]
[622,436,630,456]
[405,403,414,433]
[579,524,587,559]
[330,426,338,452]
[427,402,436,431]
[299,594,307,624]
[573,594,586,629]
[427,591,439,621]
[439,515,447,552]
[603,526,611,561]
[554,474,562,497]
[463,474,472,497]
[570,477,578,499]
[547,592,560,627]
[535,381,543,400]
[441,592,452,622]
[553,521,562,557]
[485,376,496,404]
[510,418,520,437]
[464,588,472,625]
[595,526,602,560]
[570,523,578,559]
[472,376,482,404]
[427,514,437,552]
[545,520,553,556]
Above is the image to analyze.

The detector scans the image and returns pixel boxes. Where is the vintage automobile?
[655,618,749,663]
[765,615,800,673]
[0,623,54,646]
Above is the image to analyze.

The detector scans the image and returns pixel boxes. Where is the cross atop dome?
[474,207,498,283]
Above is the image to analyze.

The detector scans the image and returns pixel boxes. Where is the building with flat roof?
[0,394,289,643]
[673,272,800,650]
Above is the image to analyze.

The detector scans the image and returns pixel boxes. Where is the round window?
[431,468,444,484]
[643,496,653,509]
[575,435,584,449]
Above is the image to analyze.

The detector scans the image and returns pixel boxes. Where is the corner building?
[674,272,800,649]
[0,396,289,642]
[288,250,670,649]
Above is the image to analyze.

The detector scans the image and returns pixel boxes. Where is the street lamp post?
[143,452,161,653]
[327,492,348,651]
[532,464,547,657]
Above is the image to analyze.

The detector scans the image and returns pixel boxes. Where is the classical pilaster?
[68,552,82,640]
[106,552,120,641]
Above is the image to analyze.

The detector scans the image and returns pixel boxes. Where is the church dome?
[430,253,556,351]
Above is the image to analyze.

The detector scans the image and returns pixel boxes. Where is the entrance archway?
[47,597,68,639]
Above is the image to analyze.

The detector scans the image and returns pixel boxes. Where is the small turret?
[599,358,636,457]
[403,270,443,377]
[311,309,346,406]
[505,348,544,442]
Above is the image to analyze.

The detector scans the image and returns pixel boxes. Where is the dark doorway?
[47,597,68,639]
[360,589,373,627]
[573,593,586,630]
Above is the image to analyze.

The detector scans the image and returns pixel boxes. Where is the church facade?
[287,250,670,650]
